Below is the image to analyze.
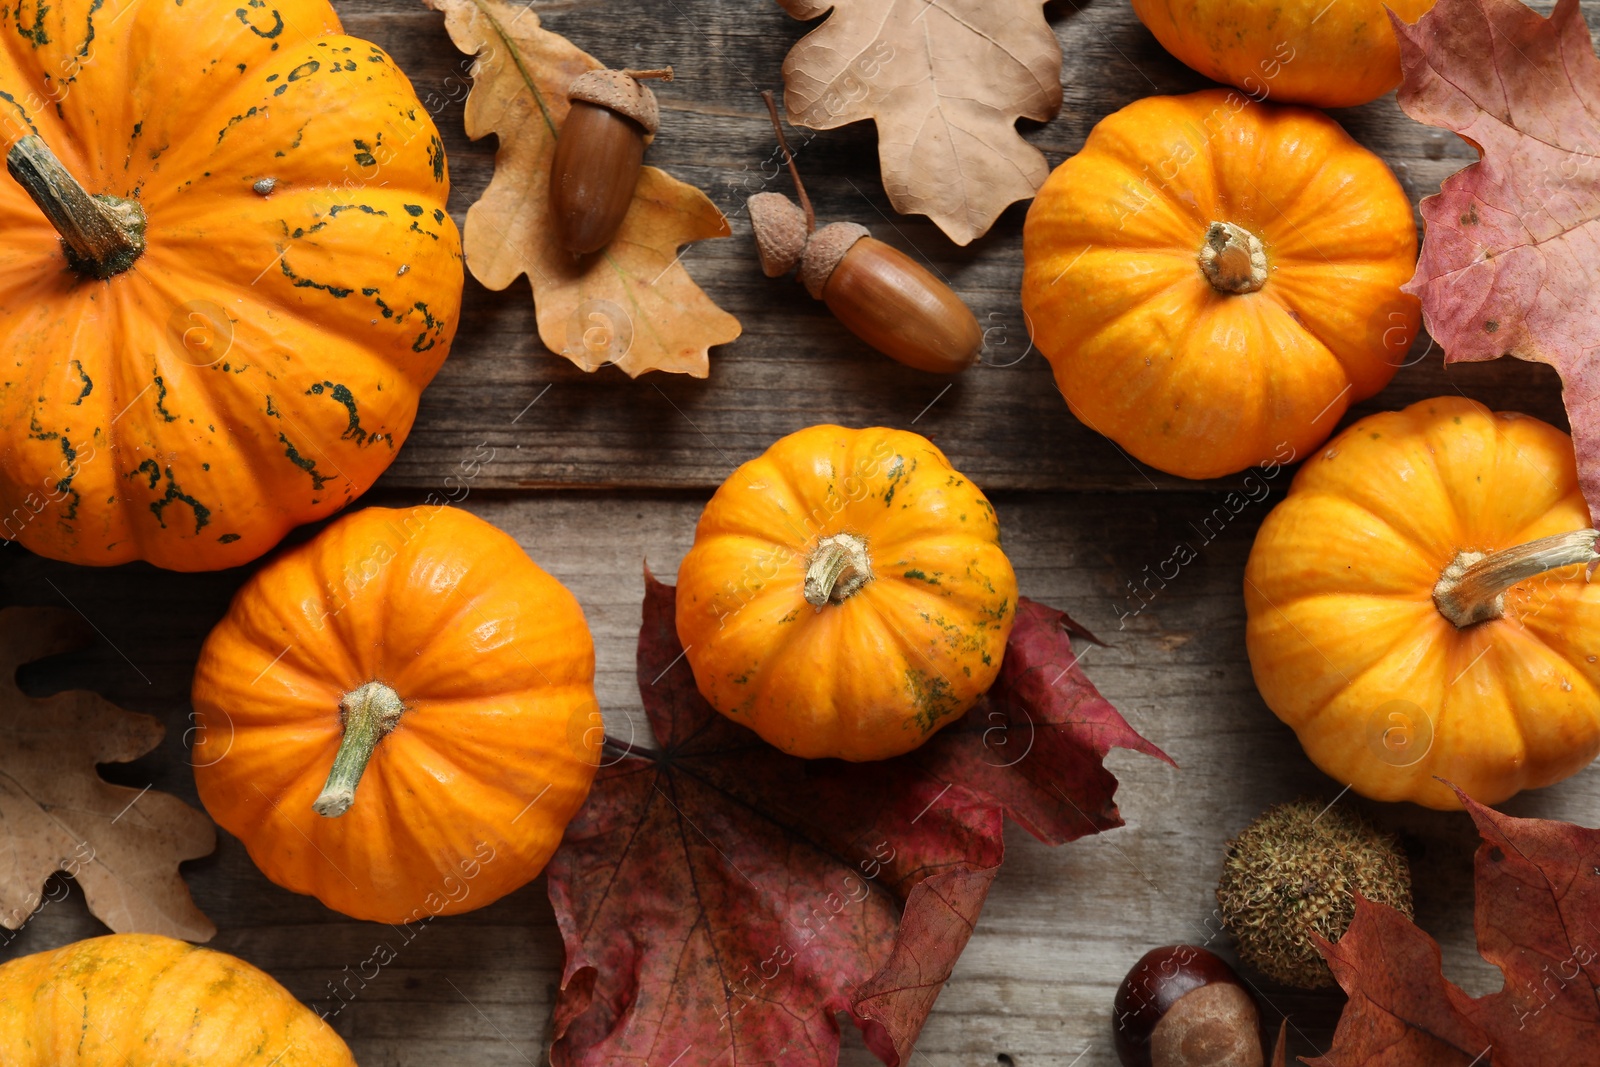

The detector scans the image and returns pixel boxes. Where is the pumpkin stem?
[313,681,406,818]
[1433,528,1600,628]
[1198,221,1267,294]
[6,134,146,279]
[804,532,873,607]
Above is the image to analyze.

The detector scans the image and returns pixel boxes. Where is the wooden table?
[4,0,1596,1063]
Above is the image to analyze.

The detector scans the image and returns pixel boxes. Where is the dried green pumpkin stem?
[314,681,406,817]
[7,134,146,279]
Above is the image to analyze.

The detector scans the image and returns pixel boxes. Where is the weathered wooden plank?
[323,0,1574,496]
[6,1,1597,1064]
[3,491,1594,1064]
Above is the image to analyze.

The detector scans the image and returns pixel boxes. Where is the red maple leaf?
[1392,0,1600,522]
[546,575,1169,1066]
[1311,788,1600,1066]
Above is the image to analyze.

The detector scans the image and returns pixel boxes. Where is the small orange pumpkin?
[0,933,355,1066]
[1130,0,1438,108]
[1021,91,1419,480]
[191,505,599,922]
[675,426,1017,761]
[0,0,462,571]
[1245,397,1600,809]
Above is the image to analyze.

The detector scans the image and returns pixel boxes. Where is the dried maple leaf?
[426,0,740,378]
[1393,0,1600,522]
[1311,788,1600,1066]
[776,0,1063,246]
[0,607,215,941]
[547,575,1167,1067]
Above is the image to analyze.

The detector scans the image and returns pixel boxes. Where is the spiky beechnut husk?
[1216,799,1412,989]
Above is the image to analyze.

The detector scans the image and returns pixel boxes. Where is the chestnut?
[1113,945,1264,1067]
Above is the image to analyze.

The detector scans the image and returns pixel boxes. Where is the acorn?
[1216,799,1413,989]
[749,91,983,375]
[549,66,672,255]
[1113,945,1264,1067]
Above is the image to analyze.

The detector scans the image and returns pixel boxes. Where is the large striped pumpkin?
[0,0,462,570]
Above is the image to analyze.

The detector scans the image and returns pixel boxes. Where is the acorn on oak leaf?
[549,66,672,255]
[749,91,983,375]
[1113,945,1264,1067]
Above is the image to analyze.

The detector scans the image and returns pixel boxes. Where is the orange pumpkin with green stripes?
[0,0,461,571]
[675,426,1018,761]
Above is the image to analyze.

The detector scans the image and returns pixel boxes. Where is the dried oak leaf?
[1393,0,1600,522]
[547,577,1168,1067]
[426,0,740,378]
[1310,787,1600,1066]
[0,607,215,941]
[776,0,1063,246]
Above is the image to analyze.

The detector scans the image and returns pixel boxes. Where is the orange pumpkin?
[1021,91,1419,480]
[1245,398,1600,809]
[0,0,462,571]
[191,505,598,922]
[0,933,354,1066]
[675,426,1017,761]
[1130,0,1438,108]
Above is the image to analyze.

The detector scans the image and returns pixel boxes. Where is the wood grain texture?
[3,0,1599,1065]
[3,492,1596,1064]
[350,0,1571,495]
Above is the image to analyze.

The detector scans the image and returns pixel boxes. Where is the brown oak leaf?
[1311,787,1600,1066]
[546,576,1168,1066]
[776,0,1063,246]
[1393,0,1600,522]
[0,607,215,941]
[426,0,741,377]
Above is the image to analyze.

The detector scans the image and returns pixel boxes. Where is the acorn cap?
[567,69,661,135]
[1215,799,1413,989]
[748,192,808,277]
[798,221,868,299]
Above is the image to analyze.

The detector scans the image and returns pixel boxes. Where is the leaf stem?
[603,735,658,760]
[762,89,814,234]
